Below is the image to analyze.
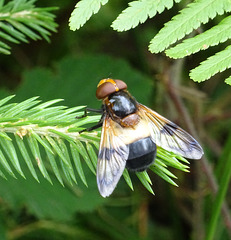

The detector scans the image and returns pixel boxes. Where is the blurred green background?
[0,0,231,240]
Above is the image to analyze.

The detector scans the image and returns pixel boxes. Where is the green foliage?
[0,0,58,55]
[69,0,108,31]
[2,5,231,235]
[0,0,230,238]
[15,55,153,107]
[189,45,231,83]
[205,131,231,240]
[69,0,231,84]
[111,0,182,31]
[0,95,99,184]
[165,15,231,58]
[149,0,231,53]
[225,75,231,85]
[0,170,105,221]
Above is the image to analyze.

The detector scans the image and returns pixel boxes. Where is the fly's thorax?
[107,90,138,118]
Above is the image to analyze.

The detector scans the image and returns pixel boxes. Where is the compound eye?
[96,79,127,99]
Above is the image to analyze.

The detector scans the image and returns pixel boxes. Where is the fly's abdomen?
[126,137,156,172]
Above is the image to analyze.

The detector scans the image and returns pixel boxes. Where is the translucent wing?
[138,104,203,159]
[97,115,129,197]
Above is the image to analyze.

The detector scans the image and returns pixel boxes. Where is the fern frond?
[69,0,109,31]
[0,95,189,196]
[0,0,58,55]
[166,15,231,58]
[149,0,231,53]
[111,0,181,32]
[190,45,231,83]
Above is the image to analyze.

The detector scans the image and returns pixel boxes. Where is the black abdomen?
[126,137,156,172]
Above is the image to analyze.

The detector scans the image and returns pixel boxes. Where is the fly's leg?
[79,121,103,134]
[77,107,105,133]
[76,107,103,119]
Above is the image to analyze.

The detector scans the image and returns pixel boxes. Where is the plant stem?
[205,132,231,240]
[161,58,231,239]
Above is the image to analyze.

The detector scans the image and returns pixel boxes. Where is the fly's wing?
[138,104,204,159]
[97,115,129,197]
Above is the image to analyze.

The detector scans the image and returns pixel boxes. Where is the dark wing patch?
[138,104,204,159]
[97,115,129,197]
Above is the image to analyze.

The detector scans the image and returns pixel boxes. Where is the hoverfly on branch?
[79,78,203,197]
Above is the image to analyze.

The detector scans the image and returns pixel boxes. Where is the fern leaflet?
[69,0,109,31]
[149,0,231,53]
[111,0,181,32]
[225,75,231,85]
[190,45,231,83]
[166,15,231,58]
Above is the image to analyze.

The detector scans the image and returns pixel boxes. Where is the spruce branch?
[0,95,189,195]
[0,0,58,55]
